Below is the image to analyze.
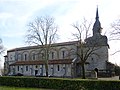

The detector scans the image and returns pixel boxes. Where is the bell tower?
[85,7,109,47]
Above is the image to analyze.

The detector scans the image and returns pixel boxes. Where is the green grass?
[0,86,52,90]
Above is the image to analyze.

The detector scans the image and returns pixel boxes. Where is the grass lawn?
[0,86,52,90]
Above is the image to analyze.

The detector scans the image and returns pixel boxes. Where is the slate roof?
[7,41,78,52]
[10,59,73,66]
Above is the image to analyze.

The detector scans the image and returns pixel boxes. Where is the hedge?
[0,76,120,90]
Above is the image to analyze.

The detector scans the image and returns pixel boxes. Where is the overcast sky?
[0,0,120,67]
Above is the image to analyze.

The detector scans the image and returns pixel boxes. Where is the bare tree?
[110,19,120,54]
[72,18,92,41]
[72,18,102,79]
[0,39,4,55]
[26,16,58,77]
[0,38,5,74]
[110,19,120,40]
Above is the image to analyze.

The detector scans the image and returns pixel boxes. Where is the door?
[35,70,38,76]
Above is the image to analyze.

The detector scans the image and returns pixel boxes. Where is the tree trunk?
[45,61,48,77]
[45,48,49,77]
[81,64,86,79]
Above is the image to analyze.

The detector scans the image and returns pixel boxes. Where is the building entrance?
[35,70,38,76]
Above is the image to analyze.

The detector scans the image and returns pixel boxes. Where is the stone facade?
[4,41,78,77]
[4,41,109,77]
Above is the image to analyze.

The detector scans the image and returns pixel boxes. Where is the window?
[91,58,93,60]
[25,54,27,60]
[51,52,54,59]
[10,55,12,60]
[14,55,16,61]
[18,54,21,61]
[17,66,19,71]
[35,65,38,68]
[57,65,60,71]
[32,53,35,60]
[21,68,23,73]
[26,66,28,71]
[62,51,65,59]
[41,53,44,59]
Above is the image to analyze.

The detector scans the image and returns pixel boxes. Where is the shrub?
[0,76,120,90]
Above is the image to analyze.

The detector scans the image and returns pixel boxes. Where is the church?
[4,8,113,77]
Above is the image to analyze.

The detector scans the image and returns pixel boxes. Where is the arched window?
[51,52,54,59]
[49,48,58,60]
[24,54,27,60]
[18,54,22,61]
[70,49,76,58]
[59,47,69,59]
[39,49,45,60]
[32,53,35,60]
[62,51,65,59]
[30,50,38,60]
[22,51,29,61]
[41,53,44,59]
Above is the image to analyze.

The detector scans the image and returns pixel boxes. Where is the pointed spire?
[93,6,102,36]
[96,7,99,20]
